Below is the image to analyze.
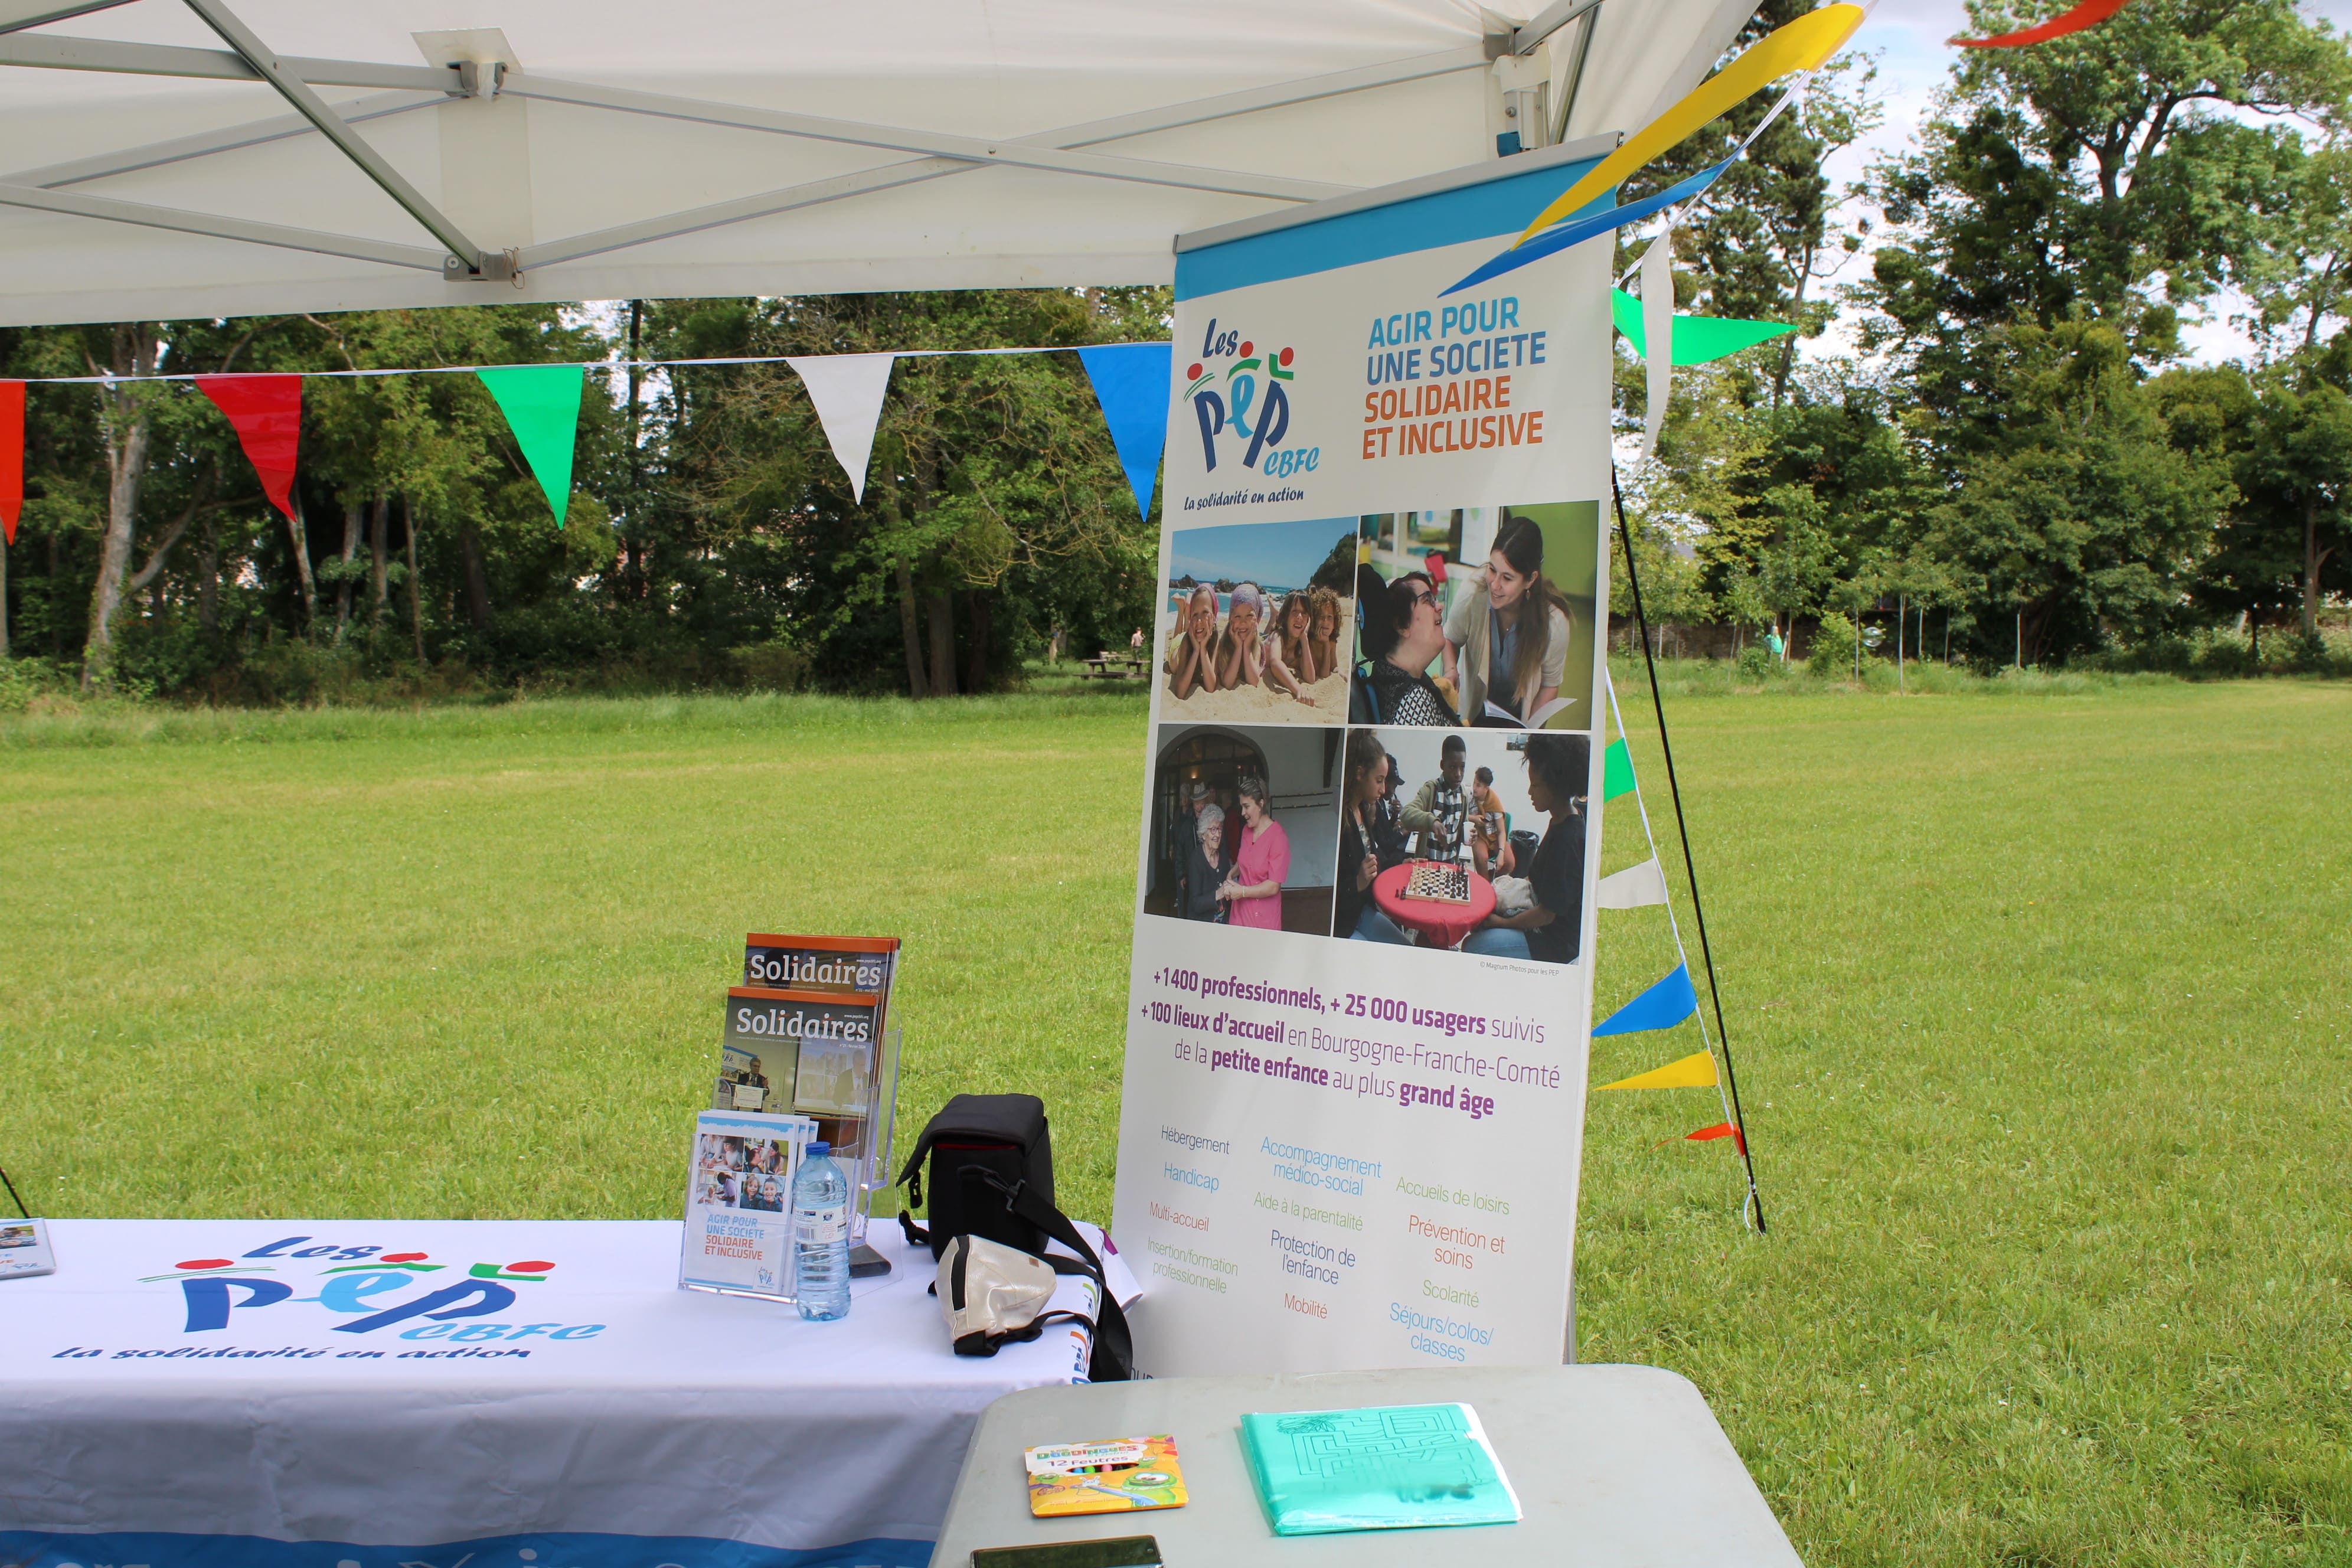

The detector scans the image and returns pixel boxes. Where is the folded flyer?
[1024,1433,1187,1517]
[1240,1402,1520,1536]
[680,1108,818,1299]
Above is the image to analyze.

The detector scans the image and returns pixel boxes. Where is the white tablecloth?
[0,1218,1133,1568]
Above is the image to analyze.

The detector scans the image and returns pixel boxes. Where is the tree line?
[1620,0,2351,671]
[2,0,2347,701]
[0,289,1167,699]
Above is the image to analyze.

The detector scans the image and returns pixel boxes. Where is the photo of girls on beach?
[1331,725,1588,965]
[1142,723,1340,935]
[1351,501,1599,730]
[1161,518,1355,725]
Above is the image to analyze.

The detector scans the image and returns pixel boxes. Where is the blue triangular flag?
[1592,963,1699,1037]
[1440,159,1734,298]
[1077,343,1171,521]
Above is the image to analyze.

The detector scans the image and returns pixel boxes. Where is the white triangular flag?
[1639,231,1674,460]
[786,353,896,503]
[1597,857,1668,909]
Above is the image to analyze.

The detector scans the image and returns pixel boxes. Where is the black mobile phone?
[970,1535,1164,1568]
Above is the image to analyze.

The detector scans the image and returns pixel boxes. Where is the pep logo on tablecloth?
[126,1236,604,1342]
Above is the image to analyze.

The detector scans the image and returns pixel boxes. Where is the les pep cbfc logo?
[141,1234,604,1341]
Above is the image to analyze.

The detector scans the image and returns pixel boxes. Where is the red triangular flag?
[1686,1121,1747,1154]
[195,374,302,521]
[0,379,22,545]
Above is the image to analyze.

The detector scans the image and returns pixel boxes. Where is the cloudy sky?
[1800,0,2352,364]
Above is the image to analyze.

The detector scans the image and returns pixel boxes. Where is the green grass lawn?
[4,673,2346,1565]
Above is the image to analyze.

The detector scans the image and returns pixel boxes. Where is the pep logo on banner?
[71,1234,609,1349]
[1183,321,1309,477]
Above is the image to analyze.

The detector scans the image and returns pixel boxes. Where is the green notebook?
[1239,1402,1522,1536]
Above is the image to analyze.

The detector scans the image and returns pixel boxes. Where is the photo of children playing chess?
[1159,517,1355,726]
[692,1130,798,1211]
[1332,726,1589,964]
[1350,501,1600,730]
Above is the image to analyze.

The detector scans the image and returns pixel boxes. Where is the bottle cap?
[806,1141,829,1157]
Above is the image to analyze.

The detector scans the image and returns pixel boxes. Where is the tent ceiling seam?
[0,27,1496,280]
[0,178,446,268]
[501,76,1353,204]
[7,90,443,188]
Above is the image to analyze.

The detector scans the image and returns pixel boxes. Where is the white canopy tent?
[0,0,1754,327]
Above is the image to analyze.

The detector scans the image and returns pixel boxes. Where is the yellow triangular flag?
[1596,1050,1718,1091]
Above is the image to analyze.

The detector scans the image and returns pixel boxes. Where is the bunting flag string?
[2,338,1161,533]
[0,379,21,545]
[194,374,302,522]
[1596,1050,1719,1092]
[1592,962,1700,1038]
[1592,668,1759,1226]
[1609,289,1799,367]
[476,365,585,527]
[1952,0,2134,48]
[1638,232,1675,462]
[1596,857,1668,909]
[1076,343,1172,522]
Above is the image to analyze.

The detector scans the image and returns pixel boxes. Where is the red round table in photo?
[1373,860,1497,948]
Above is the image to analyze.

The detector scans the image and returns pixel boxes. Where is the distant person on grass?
[1464,731,1586,965]
[1219,774,1290,930]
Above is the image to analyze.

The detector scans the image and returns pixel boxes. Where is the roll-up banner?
[1109,139,1620,1376]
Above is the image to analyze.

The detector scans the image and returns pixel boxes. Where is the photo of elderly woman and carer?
[1161,518,1355,725]
[1143,724,1340,935]
[1350,502,1599,730]
[1331,726,1588,965]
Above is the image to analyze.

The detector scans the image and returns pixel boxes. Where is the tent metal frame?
[0,0,1605,288]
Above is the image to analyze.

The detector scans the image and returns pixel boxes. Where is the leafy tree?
[1856,0,2352,433]
[1621,0,1882,405]
[1916,317,2234,662]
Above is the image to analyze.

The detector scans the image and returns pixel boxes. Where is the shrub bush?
[1808,612,1859,677]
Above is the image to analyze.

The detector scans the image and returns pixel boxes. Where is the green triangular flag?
[1611,288,1798,367]
[476,364,583,526]
[1603,737,1636,801]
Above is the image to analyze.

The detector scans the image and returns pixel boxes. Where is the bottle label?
[796,1204,847,1246]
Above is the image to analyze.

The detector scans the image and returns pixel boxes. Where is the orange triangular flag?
[1686,1121,1746,1154]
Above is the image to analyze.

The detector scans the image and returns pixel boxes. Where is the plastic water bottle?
[790,1141,852,1321]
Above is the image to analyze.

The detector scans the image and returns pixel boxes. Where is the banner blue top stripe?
[1174,153,1608,301]
[1076,343,1172,522]
[1590,963,1700,1037]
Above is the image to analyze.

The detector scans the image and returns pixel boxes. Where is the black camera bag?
[896,1093,1132,1381]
